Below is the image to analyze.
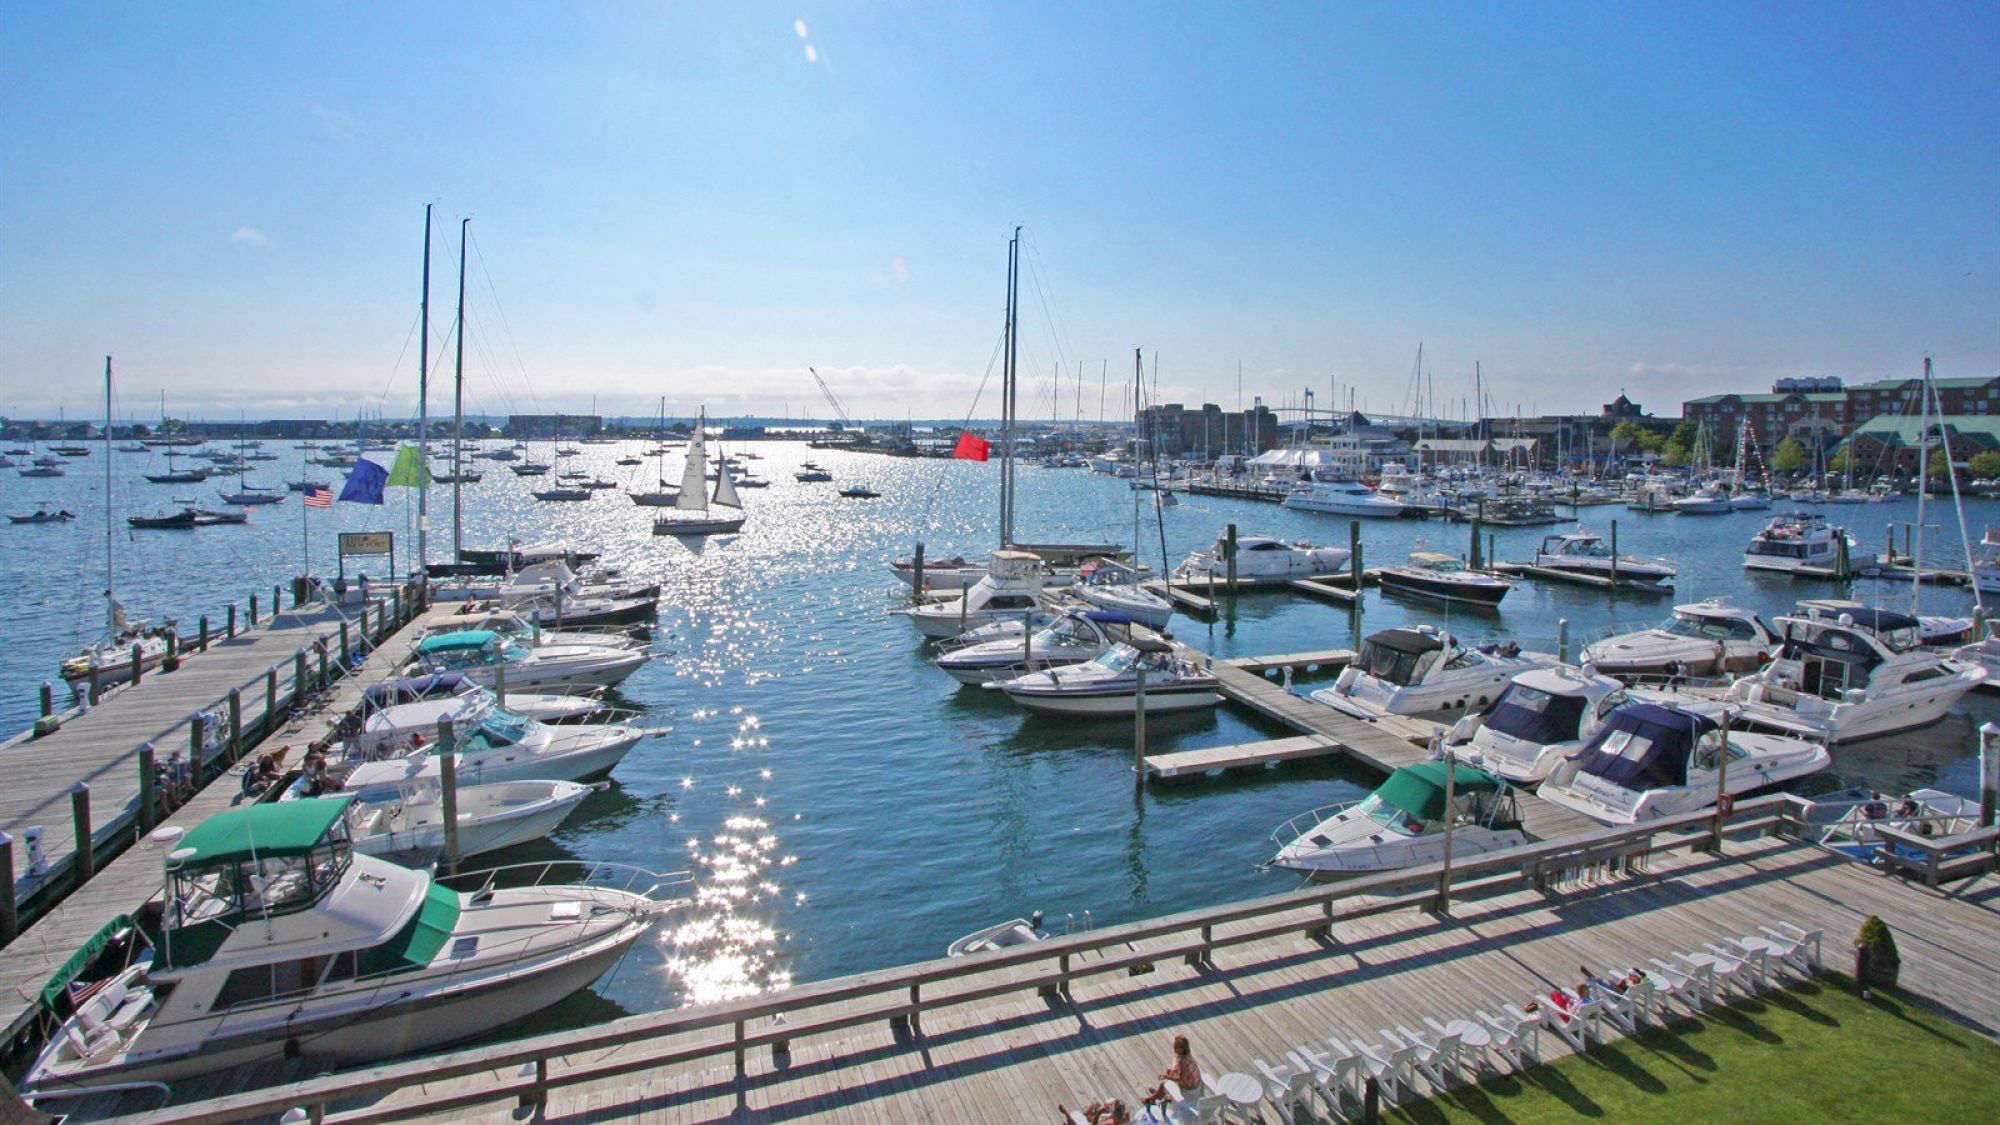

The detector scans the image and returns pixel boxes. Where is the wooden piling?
[138,743,157,832]
[70,783,92,881]
[438,719,460,874]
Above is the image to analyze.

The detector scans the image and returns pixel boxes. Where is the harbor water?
[2,442,1995,1033]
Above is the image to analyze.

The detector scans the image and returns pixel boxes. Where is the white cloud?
[889,255,909,283]
[804,44,818,63]
[230,226,269,247]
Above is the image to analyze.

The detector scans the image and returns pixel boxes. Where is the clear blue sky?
[2,2,1995,423]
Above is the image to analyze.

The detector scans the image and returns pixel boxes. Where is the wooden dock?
[1490,561,1676,593]
[1142,733,1342,778]
[122,800,2000,1124]
[0,590,443,1044]
[1144,572,1373,617]
[1223,649,1354,675]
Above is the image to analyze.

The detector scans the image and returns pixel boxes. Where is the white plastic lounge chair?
[1159,1081,1229,1125]
[1350,1036,1420,1105]
[1290,1041,1362,1117]
[1474,1008,1540,1071]
[1513,995,1598,1053]
[1254,1057,1320,1117]
[1733,923,1821,978]
[1647,956,1715,1013]
[1705,940,1774,991]
[1395,1024,1467,1090]
[1677,948,1757,999]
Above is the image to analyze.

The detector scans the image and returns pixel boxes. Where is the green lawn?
[1392,976,2000,1123]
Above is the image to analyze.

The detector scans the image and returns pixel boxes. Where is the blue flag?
[338,458,387,505]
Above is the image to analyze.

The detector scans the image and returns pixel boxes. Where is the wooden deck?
[1143,734,1341,778]
[1489,561,1675,593]
[1222,650,1354,676]
[125,816,2000,1124]
[0,593,443,1043]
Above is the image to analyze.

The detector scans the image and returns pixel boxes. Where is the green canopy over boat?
[417,630,498,654]
[1374,763,1505,822]
[175,796,356,865]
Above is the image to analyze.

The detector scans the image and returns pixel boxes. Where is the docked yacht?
[1672,486,1733,514]
[403,630,649,692]
[986,638,1221,715]
[1974,528,2000,595]
[23,800,677,1090]
[896,550,1049,638]
[1173,533,1352,582]
[1280,476,1407,517]
[1310,625,1556,719]
[886,542,1128,591]
[1375,551,1512,607]
[1726,606,1986,742]
[1267,763,1527,877]
[935,609,1142,684]
[422,608,644,652]
[284,775,593,864]
[1452,666,1629,784]
[1742,511,1873,574]
[1533,530,1677,584]
[1072,560,1173,628]
[359,672,616,725]
[334,693,650,785]
[1581,598,1780,679]
[1538,702,1832,825]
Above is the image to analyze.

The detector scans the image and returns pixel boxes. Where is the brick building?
[1137,402,1279,458]
[1683,375,2000,452]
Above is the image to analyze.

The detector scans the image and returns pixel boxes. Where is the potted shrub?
[1854,915,1900,992]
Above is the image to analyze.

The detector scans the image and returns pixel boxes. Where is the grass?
[1390,976,2000,1123]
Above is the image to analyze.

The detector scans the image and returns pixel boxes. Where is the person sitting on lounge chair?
[1141,1035,1200,1108]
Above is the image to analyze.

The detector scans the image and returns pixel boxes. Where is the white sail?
[712,456,742,509]
[675,415,708,511]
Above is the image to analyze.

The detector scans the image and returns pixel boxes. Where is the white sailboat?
[629,397,680,506]
[652,408,745,536]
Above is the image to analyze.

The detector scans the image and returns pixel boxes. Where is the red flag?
[953,432,990,461]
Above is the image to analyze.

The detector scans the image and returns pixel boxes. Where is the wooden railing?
[124,794,1809,1125]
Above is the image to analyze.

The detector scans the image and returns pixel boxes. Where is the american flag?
[303,486,334,509]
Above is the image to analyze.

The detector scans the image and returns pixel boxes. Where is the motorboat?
[333,694,651,786]
[1725,606,1986,742]
[896,550,1050,639]
[1974,528,2000,595]
[1742,512,1873,574]
[1311,625,1556,720]
[432,539,601,579]
[795,464,833,482]
[1451,666,1630,784]
[532,487,592,502]
[282,774,593,865]
[1375,551,1512,607]
[128,507,200,529]
[1673,486,1733,514]
[1072,560,1174,628]
[934,609,1140,685]
[358,672,619,725]
[1280,476,1407,518]
[1267,763,1527,876]
[422,608,644,652]
[286,478,332,492]
[838,484,881,499]
[1173,533,1352,582]
[886,542,1130,591]
[23,800,676,1089]
[1533,530,1676,584]
[1730,490,1772,510]
[1792,597,1973,648]
[403,630,649,692]
[947,911,1052,957]
[8,504,76,524]
[1538,702,1832,825]
[1581,598,1780,679]
[986,638,1220,715]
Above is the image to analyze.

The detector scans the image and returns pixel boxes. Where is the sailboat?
[219,426,285,504]
[652,408,745,535]
[628,398,680,506]
[61,359,176,689]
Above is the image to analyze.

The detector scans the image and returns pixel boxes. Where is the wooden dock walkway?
[1142,734,1341,778]
[0,590,442,1043]
[126,801,2000,1124]
[1490,561,1675,593]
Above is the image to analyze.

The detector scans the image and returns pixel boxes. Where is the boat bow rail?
[444,859,696,910]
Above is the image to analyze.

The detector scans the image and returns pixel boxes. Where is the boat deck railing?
[443,859,696,905]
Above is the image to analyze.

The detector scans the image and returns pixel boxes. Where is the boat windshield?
[1665,614,1758,641]
[1556,537,1607,557]
[473,710,533,748]
[1091,646,1139,673]
[1356,793,1423,836]
[1486,684,1588,744]
[1038,619,1095,648]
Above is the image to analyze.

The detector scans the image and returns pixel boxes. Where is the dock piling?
[1133,666,1147,790]
[1468,517,1483,569]
[266,666,279,724]
[1349,521,1362,591]
[249,594,258,627]
[1557,619,1570,663]
[316,641,329,691]
[39,681,52,719]
[340,622,350,665]
[70,783,92,882]
[295,650,309,703]
[1712,710,1732,852]
[1979,723,1997,829]
[1022,612,1033,675]
[0,832,15,943]
[227,604,237,639]
[912,542,926,605]
[438,719,460,875]
[138,742,157,832]
[495,663,506,710]
[228,690,243,764]
[1225,524,1238,591]
[274,585,283,617]
[1610,520,1619,586]
[88,662,101,706]
[130,644,144,686]
[189,712,205,783]
[198,615,209,651]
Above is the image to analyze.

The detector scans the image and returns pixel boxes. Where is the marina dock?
[129,798,2000,1123]
[1143,572,1374,617]
[1489,560,1676,593]
[0,588,441,1043]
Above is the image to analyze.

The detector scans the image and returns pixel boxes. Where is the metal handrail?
[132,794,1809,1125]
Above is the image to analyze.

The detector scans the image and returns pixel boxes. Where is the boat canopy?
[1799,605,1918,634]
[176,796,356,865]
[1572,704,1715,788]
[1375,763,1505,821]
[1486,681,1589,744]
[418,630,499,654]
[1367,628,1447,656]
[1129,636,1174,654]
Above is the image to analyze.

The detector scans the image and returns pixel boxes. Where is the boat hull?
[999,684,1221,715]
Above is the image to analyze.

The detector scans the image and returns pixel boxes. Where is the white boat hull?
[999,685,1221,715]
[353,781,592,862]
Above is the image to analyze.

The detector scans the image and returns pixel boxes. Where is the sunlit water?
[2,441,1995,1028]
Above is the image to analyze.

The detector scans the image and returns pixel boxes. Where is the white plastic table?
[1209,1071,1263,1108]
[1443,1018,1492,1049]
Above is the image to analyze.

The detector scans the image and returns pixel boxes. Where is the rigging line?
[1020,235,1072,375]
[468,230,541,413]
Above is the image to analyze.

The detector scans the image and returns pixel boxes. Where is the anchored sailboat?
[652,408,745,536]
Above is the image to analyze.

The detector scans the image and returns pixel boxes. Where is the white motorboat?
[897,550,1049,639]
[334,694,650,785]
[1794,597,1973,648]
[886,542,1130,591]
[1538,702,1831,825]
[1726,606,1986,742]
[23,800,679,1090]
[947,911,1052,957]
[1375,551,1512,607]
[986,638,1220,715]
[1973,528,2000,595]
[934,609,1142,684]
[359,672,616,725]
[1742,511,1873,574]
[1173,533,1352,582]
[1581,598,1780,679]
[1072,559,1173,629]
[403,630,649,692]
[1730,490,1772,511]
[1673,486,1733,514]
[286,775,593,864]
[1533,530,1677,584]
[422,608,644,652]
[1280,476,1407,518]
[1452,666,1629,784]
[1267,763,1527,876]
[1311,626,1556,720]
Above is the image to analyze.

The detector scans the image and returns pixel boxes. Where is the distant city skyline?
[3,3,1994,423]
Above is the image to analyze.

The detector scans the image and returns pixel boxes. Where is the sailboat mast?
[1000,227,1020,548]
[416,203,433,571]
[104,356,115,635]
[452,216,468,564]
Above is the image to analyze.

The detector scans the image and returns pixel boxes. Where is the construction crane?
[809,367,857,430]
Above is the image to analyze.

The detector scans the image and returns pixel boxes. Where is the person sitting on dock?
[163,751,194,805]
[1140,1034,1201,1109]
[241,753,283,797]
[1059,1097,1131,1124]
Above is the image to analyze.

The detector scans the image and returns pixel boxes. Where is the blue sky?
[2,2,1995,423]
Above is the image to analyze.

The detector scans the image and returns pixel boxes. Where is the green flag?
[386,443,430,488]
